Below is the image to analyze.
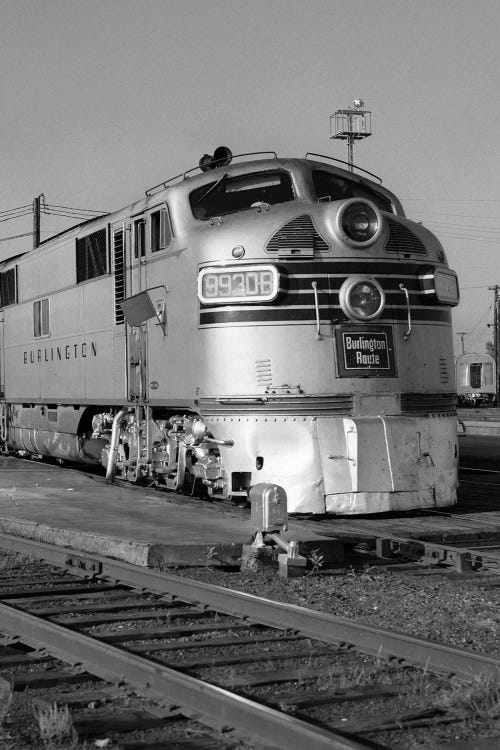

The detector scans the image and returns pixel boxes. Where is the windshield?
[190,170,294,220]
[312,170,393,212]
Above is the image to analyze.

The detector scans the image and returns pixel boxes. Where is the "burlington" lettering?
[23,341,97,365]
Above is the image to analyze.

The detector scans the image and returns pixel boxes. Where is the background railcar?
[456,352,496,406]
[0,149,460,514]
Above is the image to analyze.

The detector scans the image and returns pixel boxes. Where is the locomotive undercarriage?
[91,405,459,513]
[1,401,458,514]
[94,408,233,498]
[1,403,232,499]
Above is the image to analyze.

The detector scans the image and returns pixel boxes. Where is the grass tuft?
[438,673,500,717]
[0,677,13,725]
[33,701,77,747]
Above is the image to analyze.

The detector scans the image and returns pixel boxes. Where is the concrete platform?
[0,456,341,568]
[458,419,500,437]
[458,409,500,437]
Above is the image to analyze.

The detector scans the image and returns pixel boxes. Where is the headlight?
[336,199,382,246]
[339,276,385,321]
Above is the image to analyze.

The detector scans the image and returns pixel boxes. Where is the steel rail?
[1,532,500,680]
[0,601,370,750]
[375,534,500,573]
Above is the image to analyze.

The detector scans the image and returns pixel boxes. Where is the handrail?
[145,152,279,196]
[305,153,382,184]
[311,281,321,340]
[399,283,412,340]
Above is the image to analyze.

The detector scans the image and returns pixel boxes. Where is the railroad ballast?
[0,148,460,514]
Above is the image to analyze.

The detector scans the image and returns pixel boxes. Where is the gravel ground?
[1,554,500,749]
[173,560,500,656]
[171,558,500,747]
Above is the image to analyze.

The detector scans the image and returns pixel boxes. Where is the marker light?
[339,276,385,321]
[419,267,459,306]
[337,199,382,246]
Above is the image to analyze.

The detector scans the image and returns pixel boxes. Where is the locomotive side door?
[141,204,198,406]
[114,213,168,404]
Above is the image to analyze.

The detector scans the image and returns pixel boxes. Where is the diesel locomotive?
[0,148,460,514]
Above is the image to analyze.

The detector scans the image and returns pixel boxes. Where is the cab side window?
[312,170,393,213]
[76,230,108,282]
[34,298,50,337]
[134,219,146,258]
[0,267,17,307]
[151,208,172,252]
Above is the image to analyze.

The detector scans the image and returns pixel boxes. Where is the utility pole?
[32,194,44,249]
[488,285,500,404]
[456,331,467,355]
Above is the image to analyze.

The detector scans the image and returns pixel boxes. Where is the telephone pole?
[456,331,467,355]
[32,194,44,249]
[488,285,500,404]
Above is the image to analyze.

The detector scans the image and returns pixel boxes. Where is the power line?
[425,221,500,233]
[0,231,32,243]
[0,209,32,222]
[412,211,500,220]
[0,196,108,247]
[404,198,500,203]
[469,303,493,334]
[42,209,103,220]
[0,204,32,217]
[43,203,105,214]
[428,232,500,244]
[0,200,106,222]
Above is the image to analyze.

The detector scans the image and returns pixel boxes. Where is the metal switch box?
[250,483,288,532]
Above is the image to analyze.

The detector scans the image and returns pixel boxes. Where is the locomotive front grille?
[384,216,426,255]
[200,394,354,416]
[265,214,329,255]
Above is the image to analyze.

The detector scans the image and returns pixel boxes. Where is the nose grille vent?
[266,214,329,255]
[385,216,426,255]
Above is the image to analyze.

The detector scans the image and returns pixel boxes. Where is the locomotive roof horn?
[199,146,233,171]
[198,153,213,172]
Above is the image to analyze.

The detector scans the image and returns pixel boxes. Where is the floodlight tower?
[330,99,372,172]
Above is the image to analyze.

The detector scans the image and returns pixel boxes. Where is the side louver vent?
[266,214,329,255]
[385,216,426,255]
[113,228,126,325]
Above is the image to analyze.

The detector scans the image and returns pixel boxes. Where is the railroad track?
[0,533,500,749]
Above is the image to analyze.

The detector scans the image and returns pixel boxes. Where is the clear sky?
[1,0,500,355]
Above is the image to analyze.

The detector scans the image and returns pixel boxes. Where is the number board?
[335,326,397,377]
[198,265,279,304]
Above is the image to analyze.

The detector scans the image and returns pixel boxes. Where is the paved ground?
[0,417,494,570]
[0,456,336,568]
